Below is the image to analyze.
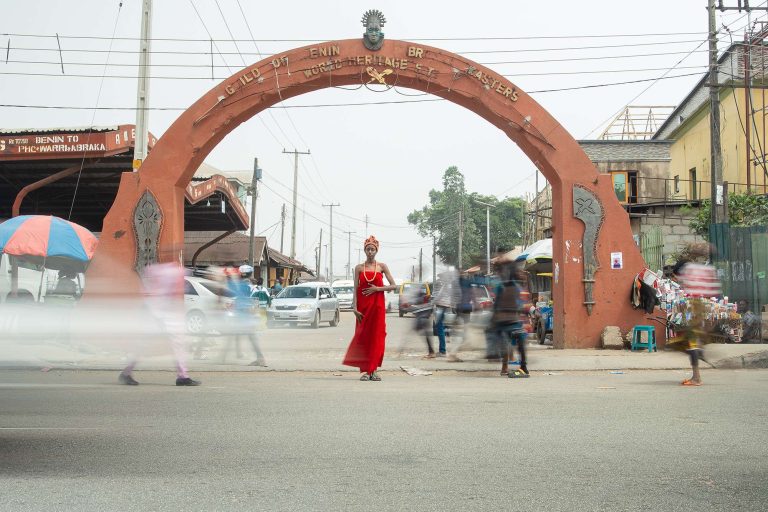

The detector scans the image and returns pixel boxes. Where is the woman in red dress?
[343,235,398,381]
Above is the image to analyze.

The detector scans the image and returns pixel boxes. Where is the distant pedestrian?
[272,277,284,296]
[738,300,761,344]
[343,236,398,381]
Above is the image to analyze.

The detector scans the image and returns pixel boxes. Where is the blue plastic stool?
[631,325,657,352]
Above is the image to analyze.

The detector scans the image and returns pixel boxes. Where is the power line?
[1,56,711,75]
[67,0,124,221]
[0,70,705,98]
[0,42,725,61]
[0,31,712,43]
[187,0,288,149]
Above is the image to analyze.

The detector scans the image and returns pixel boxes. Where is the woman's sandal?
[360,373,370,381]
[681,378,702,386]
[370,372,382,381]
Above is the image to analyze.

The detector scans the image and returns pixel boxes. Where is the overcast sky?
[1,1,760,278]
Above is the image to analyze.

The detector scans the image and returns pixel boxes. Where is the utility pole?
[706,2,768,219]
[473,199,495,275]
[745,30,752,192]
[324,244,329,280]
[457,209,463,272]
[432,235,437,284]
[279,204,286,253]
[708,0,725,224]
[133,0,152,171]
[418,248,423,282]
[248,158,263,268]
[323,202,340,281]
[533,171,539,241]
[344,230,355,279]
[317,228,323,278]
[282,148,310,258]
[364,214,369,235]
[314,245,320,277]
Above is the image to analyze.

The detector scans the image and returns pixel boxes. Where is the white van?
[0,254,81,303]
[331,279,354,310]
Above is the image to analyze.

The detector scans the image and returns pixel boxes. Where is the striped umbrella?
[0,215,98,271]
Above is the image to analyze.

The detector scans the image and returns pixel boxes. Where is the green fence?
[640,226,663,273]
[709,223,768,314]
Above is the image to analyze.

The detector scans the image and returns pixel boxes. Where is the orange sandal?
[681,379,702,386]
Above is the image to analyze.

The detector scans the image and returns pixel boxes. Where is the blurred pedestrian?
[118,261,201,386]
[343,236,398,381]
[223,268,267,366]
[431,270,460,358]
[673,243,721,386]
[446,272,474,362]
[491,262,530,378]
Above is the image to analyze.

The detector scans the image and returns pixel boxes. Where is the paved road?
[2,310,507,371]
[1,368,767,511]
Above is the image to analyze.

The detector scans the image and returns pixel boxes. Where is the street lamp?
[473,199,495,275]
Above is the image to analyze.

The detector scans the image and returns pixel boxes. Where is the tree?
[687,193,768,237]
[408,166,525,269]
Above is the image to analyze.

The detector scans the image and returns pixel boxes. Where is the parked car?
[467,283,494,325]
[266,282,340,328]
[332,279,354,310]
[398,282,431,317]
[183,276,235,334]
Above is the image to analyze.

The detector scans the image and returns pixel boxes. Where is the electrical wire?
[583,38,710,138]
[0,45,719,64]
[66,0,123,221]
[724,29,768,180]
[1,30,715,42]
[187,0,288,149]
[0,71,706,112]
[0,57,711,76]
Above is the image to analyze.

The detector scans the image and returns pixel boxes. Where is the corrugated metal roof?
[0,125,120,135]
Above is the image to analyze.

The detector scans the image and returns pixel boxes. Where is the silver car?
[183,276,234,334]
[266,282,340,328]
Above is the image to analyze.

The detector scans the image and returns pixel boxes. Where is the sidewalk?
[3,338,768,372]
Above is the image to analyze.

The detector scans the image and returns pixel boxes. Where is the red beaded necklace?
[362,261,378,283]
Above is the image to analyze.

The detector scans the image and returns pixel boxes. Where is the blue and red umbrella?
[0,215,98,271]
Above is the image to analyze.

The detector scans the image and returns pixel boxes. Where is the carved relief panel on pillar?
[572,185,604,315]
[133,190,163,274]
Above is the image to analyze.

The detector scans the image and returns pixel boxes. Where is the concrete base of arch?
[86,38,649,348]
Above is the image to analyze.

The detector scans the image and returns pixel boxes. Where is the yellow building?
[654,41,768,197]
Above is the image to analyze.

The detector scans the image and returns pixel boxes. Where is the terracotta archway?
[88,38,647,348]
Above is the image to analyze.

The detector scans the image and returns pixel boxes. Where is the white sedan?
[266,283,340,328]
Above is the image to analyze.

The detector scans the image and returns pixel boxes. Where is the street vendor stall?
[632,267,743,345]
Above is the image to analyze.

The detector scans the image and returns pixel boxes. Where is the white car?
[332,279,354,310]
[267,282,340,328]
[183,276,234,334]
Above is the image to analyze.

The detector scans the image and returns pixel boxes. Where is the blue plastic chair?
[631,325,657,352]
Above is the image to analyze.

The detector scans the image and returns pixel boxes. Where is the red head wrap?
[363,235,380,251]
